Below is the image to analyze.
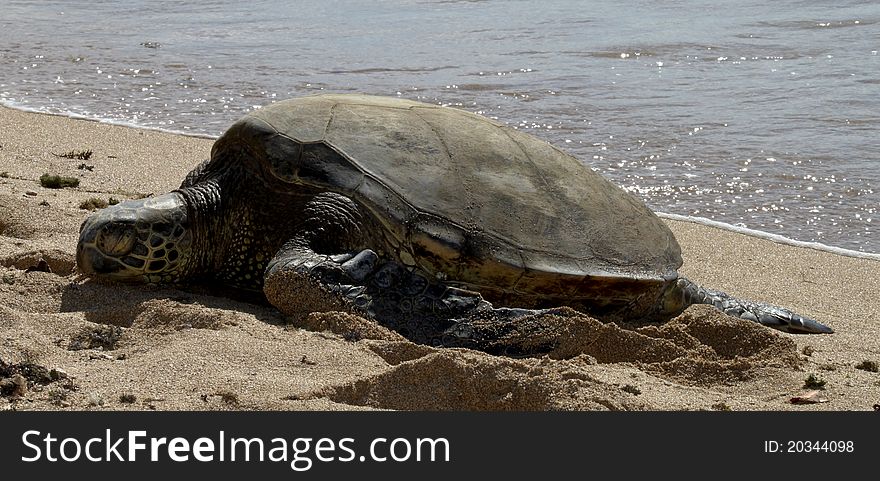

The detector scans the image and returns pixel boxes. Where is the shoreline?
[0,100,222,140]
[657,212,880,262]
[1,104,878,411]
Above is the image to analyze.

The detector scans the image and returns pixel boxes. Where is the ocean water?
[1,0,877,253]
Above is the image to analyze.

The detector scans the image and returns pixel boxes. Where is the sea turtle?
[76,94,832,353]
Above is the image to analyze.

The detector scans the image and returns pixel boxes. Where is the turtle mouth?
[76,193,192,282]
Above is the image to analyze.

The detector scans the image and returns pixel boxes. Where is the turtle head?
[77,192,195,283]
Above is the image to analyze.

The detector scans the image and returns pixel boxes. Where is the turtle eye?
[96,223,137,257]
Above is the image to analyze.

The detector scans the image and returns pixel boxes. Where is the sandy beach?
[1,105,878,411]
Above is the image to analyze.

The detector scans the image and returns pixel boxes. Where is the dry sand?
[1,105,878,411]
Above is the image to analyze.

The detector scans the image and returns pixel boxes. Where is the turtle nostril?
[96,223,137,256]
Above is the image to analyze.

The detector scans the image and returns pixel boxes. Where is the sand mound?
[543,305,802,384]
[280,304,800,386]
[297,305,803,410]
[362,340,438,365]
[294,311,407,343]
[322,349,646,411]
[635,306,803,384]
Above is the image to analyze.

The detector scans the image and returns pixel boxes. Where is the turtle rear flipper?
[673,278,833,334]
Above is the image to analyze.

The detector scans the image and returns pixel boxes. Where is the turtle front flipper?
[666,278,833,334]
[261,193,557,352]
[262,191,385,320]
[264,241,552,351]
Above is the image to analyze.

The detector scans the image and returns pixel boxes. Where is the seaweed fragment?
[39,174,80,189]
[52,149,93,160]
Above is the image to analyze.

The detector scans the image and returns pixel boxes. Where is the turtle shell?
[210,94,682,309]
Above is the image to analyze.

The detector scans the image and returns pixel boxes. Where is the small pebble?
[87,391,105,406]
[25,190,37,196]
[11,374,27,397]
[790,390,828,404]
